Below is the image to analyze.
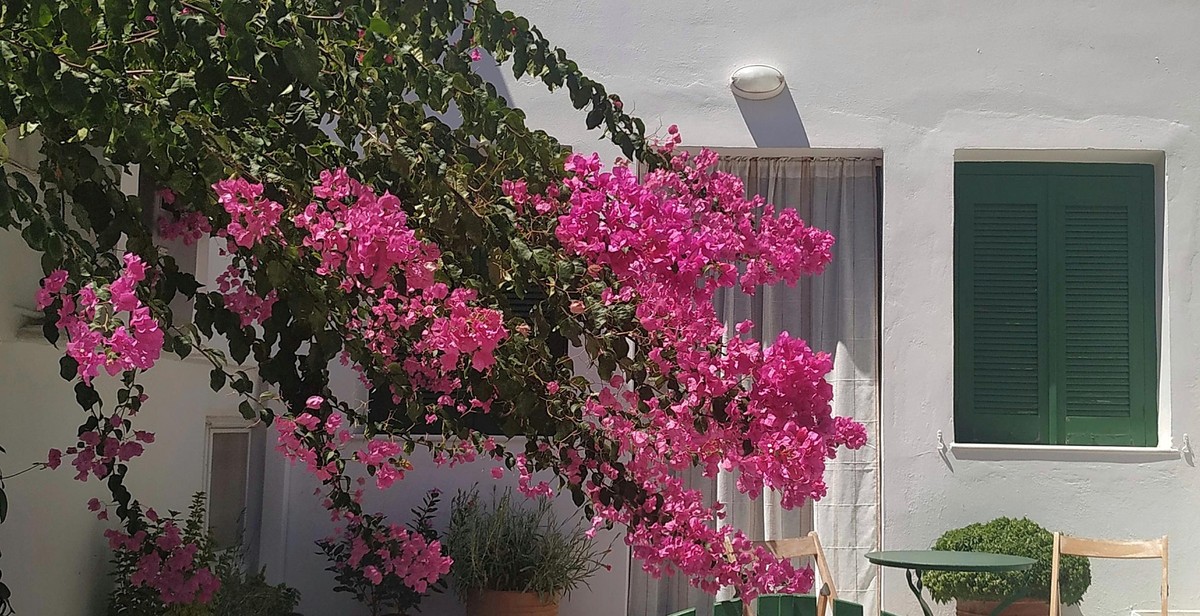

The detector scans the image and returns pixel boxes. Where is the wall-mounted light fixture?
[730,65,786,100]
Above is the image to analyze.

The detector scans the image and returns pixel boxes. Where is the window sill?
[950,442,1182,463]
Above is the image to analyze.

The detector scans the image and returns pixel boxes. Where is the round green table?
[865,550,1036,616]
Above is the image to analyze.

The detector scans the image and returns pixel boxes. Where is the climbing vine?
[0,1,863,611]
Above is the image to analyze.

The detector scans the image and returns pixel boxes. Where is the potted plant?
[445,487,607,616]
[923,517,1091,616]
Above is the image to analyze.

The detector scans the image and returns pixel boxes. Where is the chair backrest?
[728,531,835,616]
[1050,532,1168,616]
[755,532,838,601]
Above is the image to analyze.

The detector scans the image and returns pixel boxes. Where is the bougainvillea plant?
[0,1,865,613]
[318,489,449,615]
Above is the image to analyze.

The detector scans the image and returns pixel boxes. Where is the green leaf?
[368,16,392,36]
[60,5,93,55]
[209,368,227,392]
[266,260,289,287]
[104,0,131,35]
[29,0,54,27]
[282,34,322,87]
[0,487,7,524]
[156,8,180,50]
[585,107,604,130]
[220,0,257,34]
[174,337,192,360]
[42,320,59,345]
[568,76,590,109]
[228,330,251,364]
[74,382,100,410]
[59,355,78,380]
[238,400,256,420]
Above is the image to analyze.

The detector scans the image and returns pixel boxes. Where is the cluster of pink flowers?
[273,415,350,483]
[156,188,212,245]
[36,254,164,384]
[352,439,408,490]
[158,210,211,246]
[412,287,508,372]
[216,263,278,327]
[104,516,219,605]
[291,169,508,392]
[504,129,865,597]
[215,170,509,399]
[29,132,869,606]
[35,252,214,602]
[214,177,284,248]
[210,171,520,599]
[334,517,452,592]
[294,169,438,289]
[47,423,154,482]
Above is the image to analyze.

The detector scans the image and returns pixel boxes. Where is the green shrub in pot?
[445,487,607,607]
[923,517,1091,605]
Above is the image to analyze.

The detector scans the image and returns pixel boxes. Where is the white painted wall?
[468,2,1200,616]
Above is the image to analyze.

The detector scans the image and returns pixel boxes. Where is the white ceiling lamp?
[730,64,786,100]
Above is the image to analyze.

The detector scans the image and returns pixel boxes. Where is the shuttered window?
[954,162,1157,446]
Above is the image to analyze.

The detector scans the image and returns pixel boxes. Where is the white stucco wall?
[476,2,1200,616]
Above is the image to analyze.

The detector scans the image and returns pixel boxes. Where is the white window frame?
[203,416,266,561]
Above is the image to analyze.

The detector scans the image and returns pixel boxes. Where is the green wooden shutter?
[955,163,1157,446]
[954,169,1051,444]
[1051,167,1156,446]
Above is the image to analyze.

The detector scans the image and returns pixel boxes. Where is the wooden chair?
[731,531,837,616]
[1050,533,1168,616]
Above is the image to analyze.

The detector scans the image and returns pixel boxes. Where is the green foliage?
[209,548,301,616]
[0,444,11,616]
[316,490,445,616]
[923,517,1091,605]
[107,492,300,616]
[0,0,658,513]
[0,0,662,608]
[445,487,607,602]
[107,493,215,616]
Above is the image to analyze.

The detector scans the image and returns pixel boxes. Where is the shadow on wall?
[735,87,810,148]
[1061,604,1084,616]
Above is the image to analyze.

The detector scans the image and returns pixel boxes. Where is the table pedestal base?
[904,569,1028,616]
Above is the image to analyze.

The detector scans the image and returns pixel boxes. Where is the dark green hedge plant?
[923,517,1090,605]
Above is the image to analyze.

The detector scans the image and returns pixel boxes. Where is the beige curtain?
[627,157,881,616]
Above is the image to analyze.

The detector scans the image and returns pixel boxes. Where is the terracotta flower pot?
[956,599,1050,616]
[465,590,560,616]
